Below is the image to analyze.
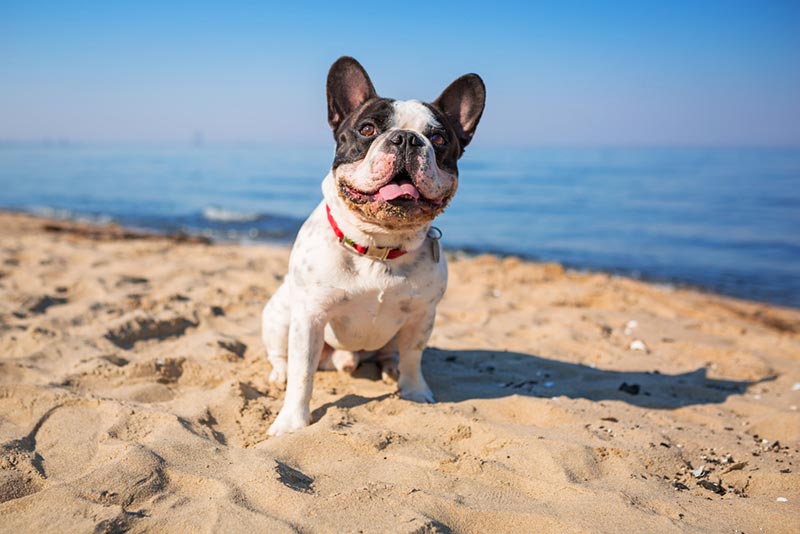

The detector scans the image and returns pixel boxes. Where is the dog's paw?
[268,361,287,387]
[398,380,435,403]
[380,360,399,383]
[268,408,309,436]
[332,350,359,374]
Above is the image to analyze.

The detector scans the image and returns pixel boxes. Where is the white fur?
[391,100,440,133]
[262,174,447,436]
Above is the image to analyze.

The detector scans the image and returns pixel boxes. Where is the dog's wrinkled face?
[327,57,485,229]
[332,99,459,226]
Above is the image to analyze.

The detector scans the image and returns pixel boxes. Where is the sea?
[1,144,798,308]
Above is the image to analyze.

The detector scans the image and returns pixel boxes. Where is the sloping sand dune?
[1,212,798,533]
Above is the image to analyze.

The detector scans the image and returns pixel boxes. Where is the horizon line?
[2,138,800,151]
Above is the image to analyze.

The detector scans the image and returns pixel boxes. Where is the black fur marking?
[332,98,396,168]
[422,103,464,171]
[340,253,355,274]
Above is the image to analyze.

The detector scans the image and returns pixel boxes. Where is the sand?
[0,210,798,533]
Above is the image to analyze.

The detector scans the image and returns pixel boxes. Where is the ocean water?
[1,144,798,308]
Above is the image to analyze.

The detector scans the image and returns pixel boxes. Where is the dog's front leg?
[268,304,327,436]
[396,311,436,403]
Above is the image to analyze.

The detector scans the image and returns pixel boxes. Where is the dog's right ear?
[327,57,377,131]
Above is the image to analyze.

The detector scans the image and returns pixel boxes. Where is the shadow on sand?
[310,346,774,421]
[421,347,774,409]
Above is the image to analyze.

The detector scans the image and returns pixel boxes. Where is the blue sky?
[1,1,798,146]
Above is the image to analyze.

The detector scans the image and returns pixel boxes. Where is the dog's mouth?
[340,170,448,209]
[376,170,420,201]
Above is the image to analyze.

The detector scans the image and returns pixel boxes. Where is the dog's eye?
[430,133,446,146]
[359,123,376,137]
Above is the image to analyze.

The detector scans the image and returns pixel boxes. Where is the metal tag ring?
[427,226,442,240]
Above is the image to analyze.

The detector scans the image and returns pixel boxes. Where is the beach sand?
[0,210,798,533]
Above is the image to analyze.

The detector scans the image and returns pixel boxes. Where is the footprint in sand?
[0,445,46,503]
[23,294,68,315]
[104,311,199,349]
[0,400,124,504]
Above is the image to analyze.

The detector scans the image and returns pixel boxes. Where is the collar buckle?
[365,244,392,261]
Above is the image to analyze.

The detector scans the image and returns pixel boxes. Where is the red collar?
[326,204,408,260]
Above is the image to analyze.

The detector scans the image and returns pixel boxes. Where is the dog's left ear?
[327,57,377,131]
[433,74,486,148]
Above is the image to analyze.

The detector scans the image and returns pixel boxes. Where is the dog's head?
[327,57,485,229]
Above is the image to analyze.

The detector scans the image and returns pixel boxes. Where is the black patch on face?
[332,98,396,170]
[422,103,465,174]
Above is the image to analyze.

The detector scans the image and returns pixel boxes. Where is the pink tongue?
[378,182,419,201]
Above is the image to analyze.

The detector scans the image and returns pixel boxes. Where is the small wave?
[29,206,76,220]
[28,206,113,225]
[202,206,262,223]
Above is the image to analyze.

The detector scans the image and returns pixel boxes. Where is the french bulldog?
[262,56,485,436]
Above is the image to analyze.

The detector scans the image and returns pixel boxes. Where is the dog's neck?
[321,172,431,253]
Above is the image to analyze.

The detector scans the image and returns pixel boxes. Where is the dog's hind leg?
[376,336,399,383]
[331,350,360,374]
[262,283,291,387]
[317,343,337,370]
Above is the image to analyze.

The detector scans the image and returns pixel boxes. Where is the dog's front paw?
[398,379,435,403]
[268,408,309,436]
[268,361,287,388]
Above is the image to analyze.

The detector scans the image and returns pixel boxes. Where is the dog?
[262,56,485,436]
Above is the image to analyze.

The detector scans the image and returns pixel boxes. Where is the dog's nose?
[390,130,425,148]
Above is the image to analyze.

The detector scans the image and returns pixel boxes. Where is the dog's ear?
[327,57,377,131]
[433,74,486,148]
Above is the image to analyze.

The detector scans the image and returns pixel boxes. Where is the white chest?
[323,265,442,351]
